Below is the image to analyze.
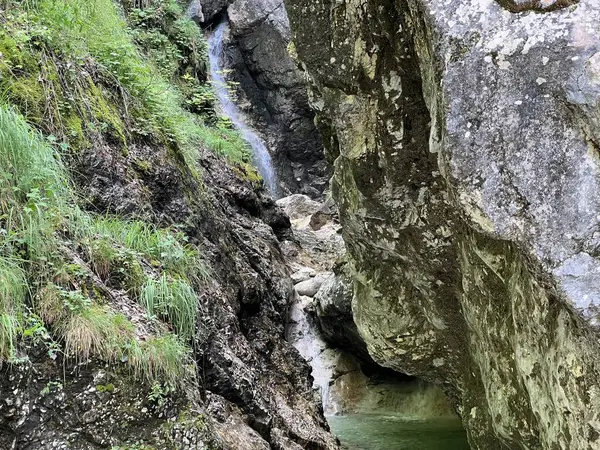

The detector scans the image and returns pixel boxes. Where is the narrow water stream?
[207,21,279,195]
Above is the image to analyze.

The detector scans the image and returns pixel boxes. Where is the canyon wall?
[284,0,600,448]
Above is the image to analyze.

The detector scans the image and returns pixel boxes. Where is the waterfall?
[285,290,336,411]
[207,22,279,196]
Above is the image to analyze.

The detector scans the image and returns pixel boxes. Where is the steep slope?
[0,1,337,448]
[285,0,600,449]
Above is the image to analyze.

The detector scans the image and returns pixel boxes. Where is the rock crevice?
[495,0,577,13]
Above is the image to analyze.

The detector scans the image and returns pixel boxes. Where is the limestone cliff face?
[285,0,600,448]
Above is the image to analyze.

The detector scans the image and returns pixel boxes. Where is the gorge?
[1,0,600,449]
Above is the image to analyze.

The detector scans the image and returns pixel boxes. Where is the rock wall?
[193,0,330,197]
[279,194,458,420]
[0,140,339,450]
[284,0,600,448]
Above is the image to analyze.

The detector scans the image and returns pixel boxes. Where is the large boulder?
[276,194,322,221]
[312,263,372,362]
[285,0,600,449]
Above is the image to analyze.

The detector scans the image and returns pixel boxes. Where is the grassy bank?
[0,0,252,387]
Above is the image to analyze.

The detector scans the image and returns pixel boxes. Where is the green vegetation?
[80,216,204,280]
[0,106,196,385]
[0,104,67,359]
[35,278,193,386]
[128,333,192,386]
[0,105,68,253]
[111,444,156,450]
[96,382,115,393]
[0,258,28,356]
[126,0,208,81]
[0,0,255,165]
[0,0,264,388]
[141,274,198,340]
[32,0,203,165]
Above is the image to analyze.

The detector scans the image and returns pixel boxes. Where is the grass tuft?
[0,257,28,315]
[77,215,208,282]
[128,333,192,387]
[36,283,66,326]
[0,314,19,360]
[59,306,116,360]
[140,274,198,340]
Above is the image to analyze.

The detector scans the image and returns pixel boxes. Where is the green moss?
[96,383,115,393]
[133,159,152,174]
[287,41,298,61]
[120,254,146,296]
[64,114,88,150]
[0,29,38,73]
[235,163,263,188]
[87,80,127,146]
[4,72,45,124]
[160,406,210,448]
[111,444,155,450]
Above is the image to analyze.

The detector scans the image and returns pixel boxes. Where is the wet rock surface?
[197,0,330,197]
[285,0,600,448]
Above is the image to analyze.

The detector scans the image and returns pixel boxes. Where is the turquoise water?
[327,415,470,450]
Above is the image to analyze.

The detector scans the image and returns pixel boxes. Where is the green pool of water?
[327,415,470,450]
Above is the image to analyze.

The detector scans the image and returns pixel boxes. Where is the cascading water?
[207,21,279,196]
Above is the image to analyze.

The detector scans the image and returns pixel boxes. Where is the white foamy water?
[285,290,336,410]
[207,22,278,196]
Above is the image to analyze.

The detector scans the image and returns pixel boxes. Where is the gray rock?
[217,0,330,197]
[312,266,371,362]
[276,194,321,221]
[309,210,333,231]
[294,274,328,297]
[291,266,317,284]
[286,0,600,448]
[187,0,204,24]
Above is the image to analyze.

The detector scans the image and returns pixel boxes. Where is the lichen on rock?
[285,0,600,448]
